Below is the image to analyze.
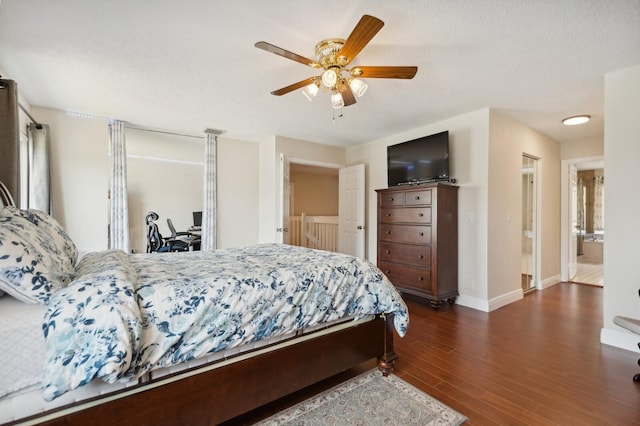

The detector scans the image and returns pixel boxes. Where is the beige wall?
[560,136,604,160]
[488,111,561,301]
[602,64,640,352]
[290,171,338,216]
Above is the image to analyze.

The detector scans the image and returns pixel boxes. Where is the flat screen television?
[387,130,450,187]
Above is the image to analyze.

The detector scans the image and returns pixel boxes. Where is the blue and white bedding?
[42,243,408,401]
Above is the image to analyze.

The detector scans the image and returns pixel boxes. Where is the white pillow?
[0,207,77,304]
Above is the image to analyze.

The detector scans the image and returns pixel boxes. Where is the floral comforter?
[41,243,408,401]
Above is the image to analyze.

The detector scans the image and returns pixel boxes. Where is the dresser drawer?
[404,190,432,206]
[379,224,432,244]
[379,192,404,207]
[378,261,432,294]
[380,207,431,224]
[379,242,431,267]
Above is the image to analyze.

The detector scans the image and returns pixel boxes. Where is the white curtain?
[24,123,52,213]
[201,132,217,251]
[109,120,130,252]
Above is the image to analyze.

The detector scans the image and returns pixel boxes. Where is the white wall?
[32,107,110,253]
[217,137,259,248]
[346,108,562,312]
[258,135,346,244]
[125,128,204,253]
[346,109,491,309]
[601,64,640,352]
[30,107,260,253]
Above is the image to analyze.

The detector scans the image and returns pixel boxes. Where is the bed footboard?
[19,315,395,426]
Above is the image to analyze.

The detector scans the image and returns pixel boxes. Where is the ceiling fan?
[255,15,418,111]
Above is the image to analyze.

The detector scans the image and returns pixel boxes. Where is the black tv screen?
[387,131,450,187]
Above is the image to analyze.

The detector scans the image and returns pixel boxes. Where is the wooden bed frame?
[14,314,396,425]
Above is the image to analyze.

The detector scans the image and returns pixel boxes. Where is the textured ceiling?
[0,0,639,147]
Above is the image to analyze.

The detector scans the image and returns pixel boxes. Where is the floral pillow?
[0,207,78,304]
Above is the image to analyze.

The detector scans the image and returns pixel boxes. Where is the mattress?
[0,296,46,398]
[0,292,371,424]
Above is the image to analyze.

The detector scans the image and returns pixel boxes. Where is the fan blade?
[351,66,418,79]
[336,15,384,66]
[271,77,317,96]
[255,41,320,68]
[341,84,357,107]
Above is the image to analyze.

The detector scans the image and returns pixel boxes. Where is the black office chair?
[145,212,191,253]
[167,218,201,251]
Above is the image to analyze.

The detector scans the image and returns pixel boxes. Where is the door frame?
[560,155,604,282]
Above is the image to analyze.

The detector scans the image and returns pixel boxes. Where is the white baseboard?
[455,294,489,312]
[488,289,523,311]
[601,328,640,353]
[457,289,523,312]
[538,274,560,290]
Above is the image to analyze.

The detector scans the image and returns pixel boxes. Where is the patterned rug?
[256,369,467,425]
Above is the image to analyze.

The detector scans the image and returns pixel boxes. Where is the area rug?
[255,369,467,425]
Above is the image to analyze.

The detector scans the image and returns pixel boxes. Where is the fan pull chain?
[332,106,344,123]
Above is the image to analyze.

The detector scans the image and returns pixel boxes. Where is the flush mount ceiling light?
[562,115,591,125]
[255,15,418,120]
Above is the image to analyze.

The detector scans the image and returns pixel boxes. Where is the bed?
[0,206,408,425]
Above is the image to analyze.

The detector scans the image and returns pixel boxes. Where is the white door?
[568,163,578,280]
[338,164,365,258]
[278,154,290,244]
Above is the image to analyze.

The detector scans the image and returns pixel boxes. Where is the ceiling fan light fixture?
[562,115,590,125]
[322,69,338,88]
[302,82,319,102]
[331,91,344,109]
[349,78,368,97]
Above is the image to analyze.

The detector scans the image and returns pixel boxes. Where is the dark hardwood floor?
[225,283,640,425]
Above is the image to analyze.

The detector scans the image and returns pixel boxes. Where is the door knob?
[357,225,363,230]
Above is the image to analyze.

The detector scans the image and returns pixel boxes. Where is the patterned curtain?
[108,120,130,252]
[201,132,217,251]
[593,175,604,232]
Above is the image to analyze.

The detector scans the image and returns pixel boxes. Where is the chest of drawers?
[376,183,458,308]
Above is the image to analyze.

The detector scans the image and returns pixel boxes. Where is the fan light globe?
[331,92,344,109]
[322,69,338,88]
[349,78,368,97]
[302,83,319,102]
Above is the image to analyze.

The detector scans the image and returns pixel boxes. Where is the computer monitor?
[192,211,202,227]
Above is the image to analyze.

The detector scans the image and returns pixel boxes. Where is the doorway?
[521,154,538,292]
[561,157,604,286]
[572,163,604,286]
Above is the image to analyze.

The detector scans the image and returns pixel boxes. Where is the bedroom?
[1,0,639,424]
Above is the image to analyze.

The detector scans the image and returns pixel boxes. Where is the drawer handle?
[418,276,424,281]
[389,197,394,202]
[386,250,391,254]
[415,196,420,200]
[418,213,424,217]
[385,270,391,274]
[418,254,423,259]
[386,213,391,217]
[419,232,424,236]
[386,230,391,234]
